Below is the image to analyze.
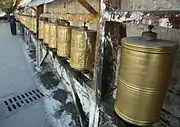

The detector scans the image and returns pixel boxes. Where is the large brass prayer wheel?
[57,25,71,58]
[39,20,44,40]
[43,22,50,45]
[114,32,177,126]
[49,23,57,49]
[70,27,96,70]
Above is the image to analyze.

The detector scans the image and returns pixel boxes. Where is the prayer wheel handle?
[142,25,157,41]
[80,22,88,30]
[64,21,70,26]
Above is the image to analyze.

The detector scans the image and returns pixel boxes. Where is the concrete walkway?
[0,23,52,127]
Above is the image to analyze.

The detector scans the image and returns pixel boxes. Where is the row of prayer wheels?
[16,15,36,33]
[18,15,178,127]
[39,20,97,70]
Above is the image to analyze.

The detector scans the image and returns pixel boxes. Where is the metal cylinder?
[49,23,57,49]
[57,25,72,58]
[33,17,37,33]
[30,17,33,32]
[26,17,30,29]
[70,27,97,70]
[32,17,34,32]
[43,22,50,45]
[114,36,177,126]
[39,20,44,40]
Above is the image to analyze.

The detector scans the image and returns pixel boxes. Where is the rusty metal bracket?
[77,0,98,16]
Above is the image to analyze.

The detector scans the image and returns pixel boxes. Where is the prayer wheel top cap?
[122,25,177,53]
[142,25,157,41]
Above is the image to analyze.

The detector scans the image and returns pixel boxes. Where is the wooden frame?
[40,13,97,23]
[77,0,98,16]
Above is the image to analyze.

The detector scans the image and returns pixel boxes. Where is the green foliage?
[0,0,15,16]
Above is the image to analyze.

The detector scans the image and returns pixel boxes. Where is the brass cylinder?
[39,20,44,40]
[26,17,29,29]
[70,28,96,70]
[32,17,34,32]
[114,37,177,126]
[43,22,50,45]
[32,17,36,33]
[30,17,33,32]
[49,23,57,49]
[34,18,37,33]
[57,25,72,58]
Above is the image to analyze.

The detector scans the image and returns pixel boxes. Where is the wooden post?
[36,5,44,69]
[14,0,22,7]
[36,5,43,38]
[88,1,101,127]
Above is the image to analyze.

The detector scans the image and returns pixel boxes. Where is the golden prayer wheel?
[43,22,50,45]
[33,17,37,33]
[70,26,97,70]
[32,17,34,32]
[39,20,44,40]
[57,24,72,58]
[30,17,33,31]
[49,23,57,49]
[26,17,29,29]
[28,17,31,29]
[114,27,177,126]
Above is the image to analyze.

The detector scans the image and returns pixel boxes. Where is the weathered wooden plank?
[40,13,97,23]
[77,0,98,16]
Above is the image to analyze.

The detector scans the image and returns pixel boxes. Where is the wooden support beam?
[37,5,44,15]
[41,13,97,23]
[14,0,22,7]
[36,5,44,39]
[77,0,98,16]
[31,7,37,11]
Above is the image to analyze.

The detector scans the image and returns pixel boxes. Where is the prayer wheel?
[114,27,177,126]
[39,20,44,40]
[49,23,57,49]
[32,17,37,33]
[30,17,33,32]
[32,17,35,32]
[57,24,72,58]
[23,16,26,26]
[43,22,50,45]
[26,17,30,29]
[70,26,97,70]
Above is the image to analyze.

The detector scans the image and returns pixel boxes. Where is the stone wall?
[121,0,180,10]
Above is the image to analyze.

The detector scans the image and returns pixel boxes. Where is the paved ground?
[0,22,53,127]
[0,23,80,127]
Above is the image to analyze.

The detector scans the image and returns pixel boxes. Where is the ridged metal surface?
[114,37,177,126]
[70,28,96,70]
[39,20,44,40]
[30,17,33,32]
[43,22,50,45]
[57,25,71,58]
[33,17,37,33]
[49,23,57,49]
